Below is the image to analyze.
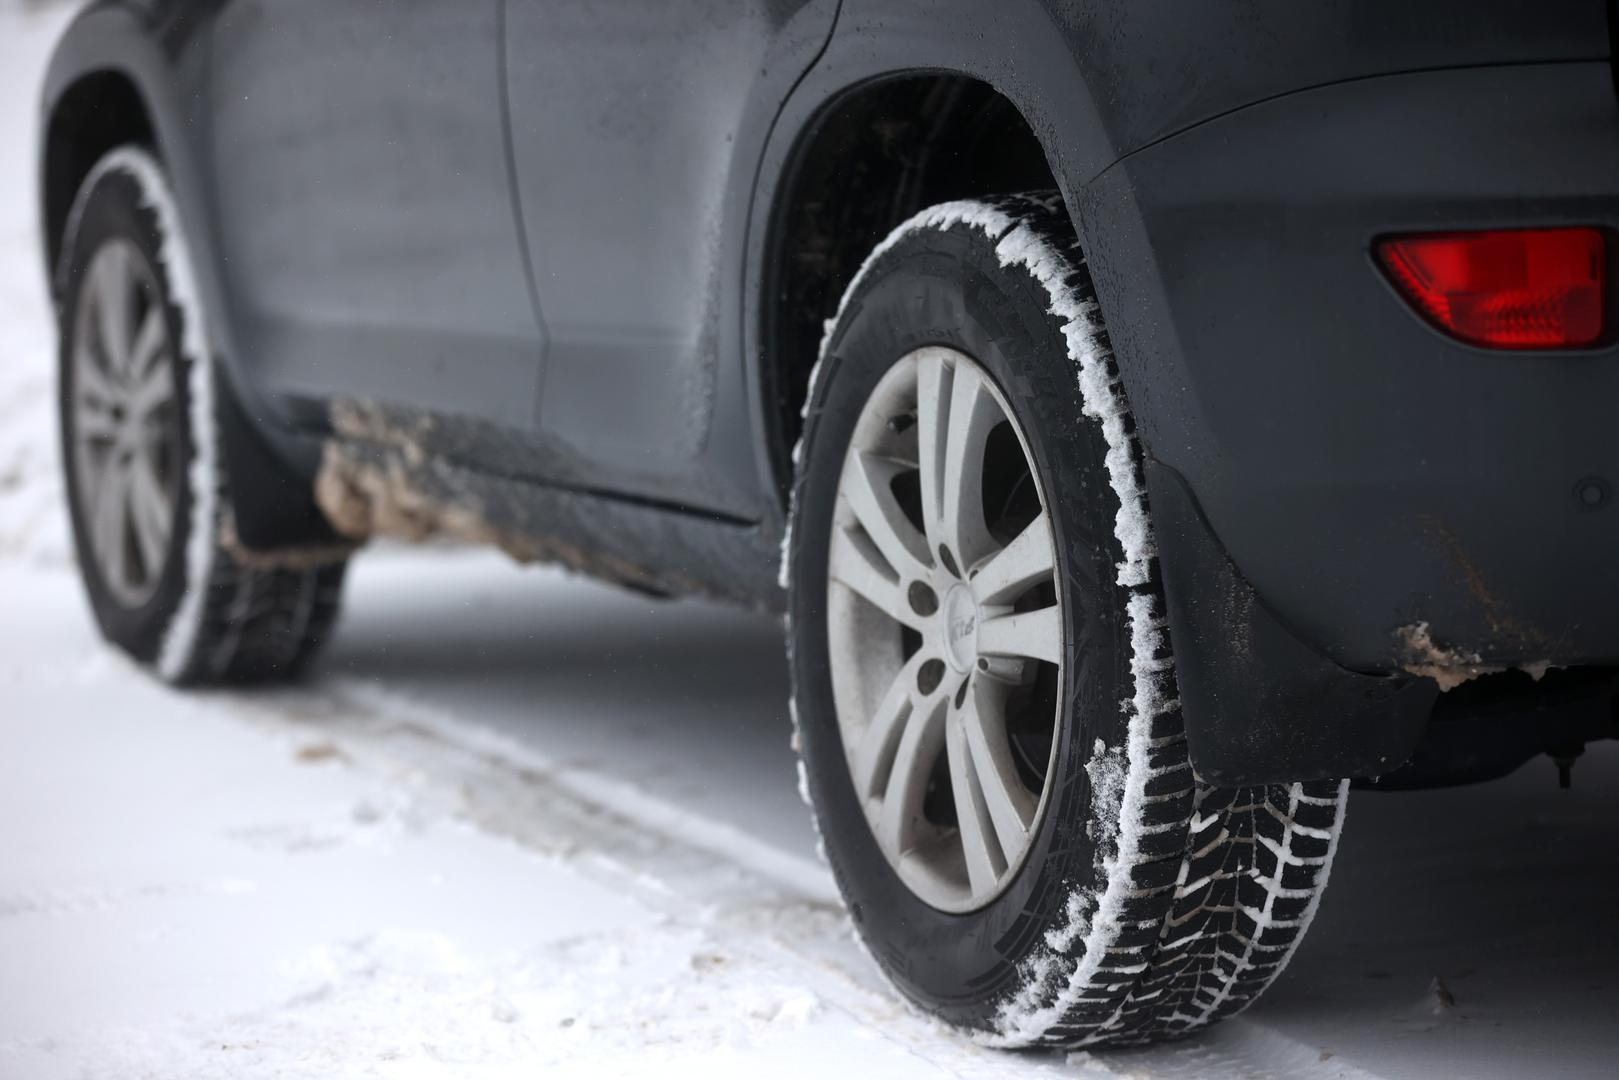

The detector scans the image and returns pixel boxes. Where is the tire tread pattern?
[981,194,1346,1048]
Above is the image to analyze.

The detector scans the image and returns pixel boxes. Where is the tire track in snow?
[217,672,1378,1080]
[221,675,1075,1079]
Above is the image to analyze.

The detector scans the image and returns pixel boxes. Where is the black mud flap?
[216,376,346,553]
[1147,460,1437,785]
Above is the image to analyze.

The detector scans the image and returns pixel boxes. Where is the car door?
[207,0,543,429]
[503,0,838,513]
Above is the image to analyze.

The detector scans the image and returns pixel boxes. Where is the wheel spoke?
[946,709,1003,896]
[92,460,131,588]
[92,245,133,375]
[958,682,1037,860]
[73,341,121,410]
[915,351,950,555]
[126,308,167,384]
[127,451,172,577]
[828,527,927,631]
[74,397,120,442]
[934,360,999,568]
[128,353,176,419]
[977,605,1062,665]
[970,515,1054,605]
[840,449,931,582]
[874,692,947,859]
[851,650,936,798]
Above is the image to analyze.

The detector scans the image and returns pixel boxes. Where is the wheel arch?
[743,1,1129,511]
[40,67,155,286]
[41,9,214,316]
[756,73,1058,503]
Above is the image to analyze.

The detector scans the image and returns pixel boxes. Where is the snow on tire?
[783,192,1347,1049]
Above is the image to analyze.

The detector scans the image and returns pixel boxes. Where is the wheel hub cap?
[824,346,1063,913]
[69,238,180,609]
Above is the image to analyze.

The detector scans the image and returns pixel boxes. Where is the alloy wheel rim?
[70,238,180,609]
[825,346,1063,913]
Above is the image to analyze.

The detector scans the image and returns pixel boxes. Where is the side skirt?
[306,398,783,610]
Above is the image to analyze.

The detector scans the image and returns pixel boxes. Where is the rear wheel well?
[763,75,1062,498]
[42,70,156,285]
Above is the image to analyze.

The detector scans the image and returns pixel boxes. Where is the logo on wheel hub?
[941,584,980,673]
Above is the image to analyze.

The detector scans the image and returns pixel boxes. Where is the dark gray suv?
[37,0,1619,1048]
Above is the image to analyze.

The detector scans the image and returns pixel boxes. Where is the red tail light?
[1375,228,1605,349]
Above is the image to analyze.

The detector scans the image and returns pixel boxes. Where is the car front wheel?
[57,147,346,685]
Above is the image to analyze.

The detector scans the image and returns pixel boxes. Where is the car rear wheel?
[783,192,1348,1047]
[57,147,346,685]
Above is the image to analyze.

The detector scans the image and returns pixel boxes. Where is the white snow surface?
[4,7,1619,1078]
[0,2,73,569]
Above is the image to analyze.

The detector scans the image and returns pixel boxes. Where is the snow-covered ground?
[3,5,1617,1078]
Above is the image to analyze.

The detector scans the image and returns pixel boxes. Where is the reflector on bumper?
[1376,228,1605,349]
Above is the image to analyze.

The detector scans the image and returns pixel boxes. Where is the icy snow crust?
[60,148,220,683]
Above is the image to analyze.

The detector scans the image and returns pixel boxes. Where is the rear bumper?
[1080,61,1619,780]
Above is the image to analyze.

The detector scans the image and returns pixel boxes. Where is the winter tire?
[57,147,346,685]
[784,193,1348,1048]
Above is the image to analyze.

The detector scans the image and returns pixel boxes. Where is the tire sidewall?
[58,164,201,663]
[788,223,1135,1028]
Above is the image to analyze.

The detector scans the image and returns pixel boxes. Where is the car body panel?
[507,0,838,518]
[207,0,544,429]
[38,0,1619,781]
[1081,62,1619,676]
[1027,0,1607,170]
